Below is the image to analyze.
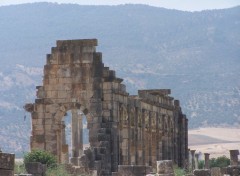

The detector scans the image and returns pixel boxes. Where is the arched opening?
[59,109,89,165]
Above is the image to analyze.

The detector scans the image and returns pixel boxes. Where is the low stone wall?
[193,169,211,176]
[112,165,152,176]
[25,162,47,176]
[0,152,15,176]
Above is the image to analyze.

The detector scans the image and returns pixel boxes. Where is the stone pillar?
[71,109,79,165]
[61,121,69,164]
[78,113,83,156]
[204,153,210,169]
[61,121,66,145]
[157,160,174,176]
[195,153,199,169]
[190,150,196,172]
[230,150,239,166]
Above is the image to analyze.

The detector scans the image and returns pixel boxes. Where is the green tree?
[211,155,230,168]
[198,160,204,169]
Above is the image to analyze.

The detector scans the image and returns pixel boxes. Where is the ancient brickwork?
[25,39,188,176]
[0,152,15,176]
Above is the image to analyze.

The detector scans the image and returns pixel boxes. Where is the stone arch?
[52,103,91,164]
[53,103,88,123]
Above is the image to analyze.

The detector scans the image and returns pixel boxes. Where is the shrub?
[198,160,204,169]
[14,161,26,174]
[23,149,57,168]
[174,165,185,176]
[198,155,230,169]
[210,155,230,168]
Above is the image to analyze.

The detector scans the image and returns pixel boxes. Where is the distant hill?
[0,3,239,154]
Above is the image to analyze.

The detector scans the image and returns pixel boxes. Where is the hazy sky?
[0,0,240,11]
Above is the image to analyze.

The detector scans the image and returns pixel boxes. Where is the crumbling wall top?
[139,89,171,96]
[56,39,98,47]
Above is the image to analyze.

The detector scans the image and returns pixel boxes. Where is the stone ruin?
[187,149,240,176]
[0,150,15,176]
[25,39,188,176]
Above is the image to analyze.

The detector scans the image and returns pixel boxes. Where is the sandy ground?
[189,127,240,158]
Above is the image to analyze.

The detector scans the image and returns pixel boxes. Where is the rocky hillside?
[0,3,239,154]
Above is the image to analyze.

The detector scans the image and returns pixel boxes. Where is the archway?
[56,106,90,165]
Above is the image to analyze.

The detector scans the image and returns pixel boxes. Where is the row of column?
[189,149,239,171]
[119,108,176,168]
[190,150,210,171]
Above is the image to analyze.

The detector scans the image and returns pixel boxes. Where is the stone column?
[61,121,69,164]
[78,113,83,156]
[185,148,191,172]
[195,153,199,169]
[190,150,196,172]
[204,153,210,169]
[71,110,79,165]
[230,150,239,166]
[61,121,66,145]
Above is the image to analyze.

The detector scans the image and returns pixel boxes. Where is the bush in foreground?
[23,149,57,168]
[14,161,26,174]
[174,165,185,176]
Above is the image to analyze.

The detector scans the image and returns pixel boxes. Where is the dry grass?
[188,127,240,158]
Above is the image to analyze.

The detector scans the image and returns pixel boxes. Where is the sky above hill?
[0,0,239,11]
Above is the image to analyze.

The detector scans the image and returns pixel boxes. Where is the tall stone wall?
[25,39,188,176]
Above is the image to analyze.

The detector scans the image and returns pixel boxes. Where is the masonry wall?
[26,39,188,176]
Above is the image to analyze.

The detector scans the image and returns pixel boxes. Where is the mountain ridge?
[0,3,239,154]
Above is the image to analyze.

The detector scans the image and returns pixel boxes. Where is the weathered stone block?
[34,134,45,143]
[32,119,43,125]
[0,169,14,176]
[211,167,221,176]
[193,169,211,176]
[157,160,174,175]
[25,162,47,175]
[0,153,15,170]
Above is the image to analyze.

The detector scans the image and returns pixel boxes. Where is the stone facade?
[25,39,188,175]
